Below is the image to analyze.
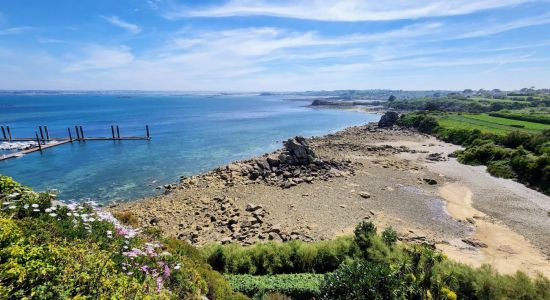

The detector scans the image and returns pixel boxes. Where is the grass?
[437,113,550,135]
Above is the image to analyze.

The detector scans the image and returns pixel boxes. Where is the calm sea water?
[0,92,378,202]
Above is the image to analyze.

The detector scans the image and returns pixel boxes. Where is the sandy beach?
[112,123,550,277]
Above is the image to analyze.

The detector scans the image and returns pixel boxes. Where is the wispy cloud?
[457,12,550,38]
[0,26,33,35]
[167,0,530,21]
[64,45,135,72]
[102,16,141,34]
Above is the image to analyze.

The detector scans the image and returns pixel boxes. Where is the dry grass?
[112,210,139,227]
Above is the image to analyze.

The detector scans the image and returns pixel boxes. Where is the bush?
[353,221,377,257]
[320,260,409,300]
[486,160,516,179]
[381,227,398,246]
[226,273,324,299]
[458,142,512,165]
[202,237,354,275]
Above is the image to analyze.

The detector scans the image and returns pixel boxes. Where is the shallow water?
[0,92,378,202]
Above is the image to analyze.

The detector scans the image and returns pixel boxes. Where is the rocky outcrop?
[378,111,399,128]
[179,136,356,190]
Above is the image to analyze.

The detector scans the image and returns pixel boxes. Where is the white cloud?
[457,12,550,38]
[102,16,141,34]
[167,0,530,21]
[0,26,33,35]
[64,46,135,72]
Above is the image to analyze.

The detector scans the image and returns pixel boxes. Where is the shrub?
[319,260,409,300]
[113,210,140,227]
[353,221,377,257]
[226,274,324,300]
[381,227,398,246]
[486,159,516,179]
[418,116,439,133]
[202,237,354,275]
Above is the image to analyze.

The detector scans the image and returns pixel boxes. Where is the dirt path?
[438,183,550,277]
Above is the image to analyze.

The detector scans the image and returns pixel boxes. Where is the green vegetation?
[225,274,324,299]
[489,108,550,125]
[388,93,550,113]
[3,175,550,299]
[398,112,550,194]
[209,220,550,299]
[202,237,354,275]
[437,113,549,135]
[0,175,246,300]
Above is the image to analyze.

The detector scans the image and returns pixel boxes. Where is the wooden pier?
[0,125,150,161]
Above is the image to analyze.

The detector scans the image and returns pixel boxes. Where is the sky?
[0,0,550,91]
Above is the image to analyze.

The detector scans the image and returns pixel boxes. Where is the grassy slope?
[437,113,550,135]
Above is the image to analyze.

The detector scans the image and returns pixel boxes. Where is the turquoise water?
[0,92,378,202]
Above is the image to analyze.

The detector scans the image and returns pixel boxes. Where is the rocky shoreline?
[128,135,364,246]
[111,116,550,276]
[111,121,445,247]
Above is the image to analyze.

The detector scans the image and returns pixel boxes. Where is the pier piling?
[1,124,150,161]
[45,126,50,140]
[75,126,80,141]
[7,126,12,142]
[35,132,42,153]
[39,126,44,141]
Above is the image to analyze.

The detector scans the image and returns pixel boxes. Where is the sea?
[0,92,379,203]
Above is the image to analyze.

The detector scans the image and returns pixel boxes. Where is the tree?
[388,95,396,102]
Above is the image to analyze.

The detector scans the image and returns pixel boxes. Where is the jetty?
[0,125,151,161]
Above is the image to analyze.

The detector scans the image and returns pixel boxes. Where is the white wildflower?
[49,213,57,217]
[31,204,39,208]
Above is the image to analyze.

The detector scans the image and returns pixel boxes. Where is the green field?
[437,113,550,135]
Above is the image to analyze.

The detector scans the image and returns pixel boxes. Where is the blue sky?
[0,0,550,91]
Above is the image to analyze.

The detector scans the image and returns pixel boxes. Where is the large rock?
[282,136,316,165]
[378,111,399,128]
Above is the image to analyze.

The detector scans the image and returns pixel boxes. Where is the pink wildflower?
[140,265,150,274]
[163,264,171,278]
[116,227,129,237]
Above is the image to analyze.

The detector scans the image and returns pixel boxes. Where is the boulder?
[246,203,263,212]
[378,111,399,128]
[283,136,316,165]
[359,191,371,199]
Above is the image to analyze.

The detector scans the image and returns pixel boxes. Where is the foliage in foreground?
[226,274,324,300]
[0,175,246,300]
[202,236,354,275]
[215,220,550,300]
